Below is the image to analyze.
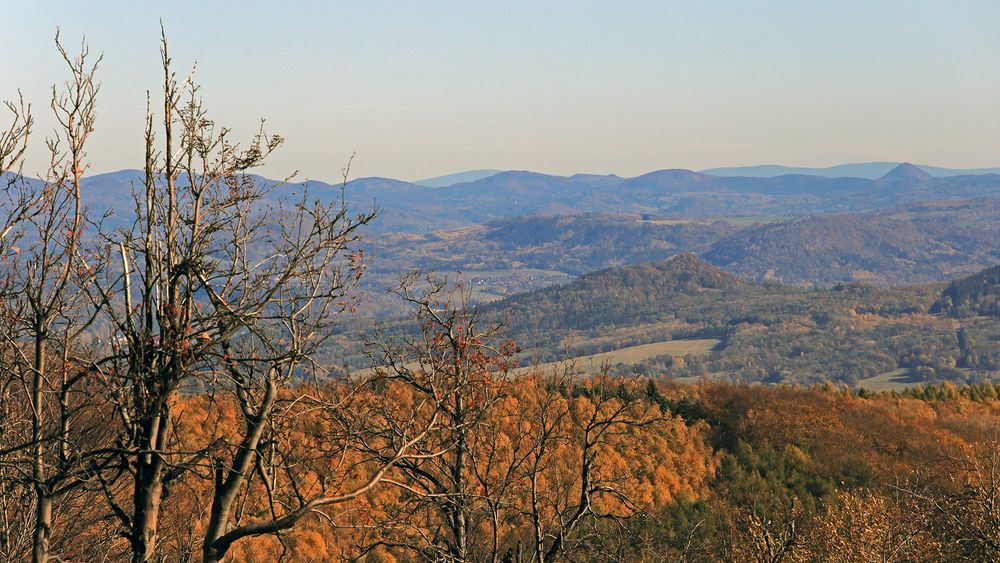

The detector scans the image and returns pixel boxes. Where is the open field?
[717,215,795,226]
[857,368,975,392]
[857,368,920,391]
[636,219,698,225]
[516,338,719,375]
[458,269,574,298]
[355,338,719,379]
[638,215,793,227]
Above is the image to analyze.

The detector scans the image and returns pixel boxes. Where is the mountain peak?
[879,162,932,183]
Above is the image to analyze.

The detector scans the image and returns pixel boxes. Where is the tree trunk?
[31,334,50,563]
[203,376,277,563]
[130,406,168,563]
[131,461,163,562]
[452,391,467,561]
[31,495,51,563]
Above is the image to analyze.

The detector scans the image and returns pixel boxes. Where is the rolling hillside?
[703,198,1000,286]
[359,198,1000,309]
[461,256,1000,387]
[933,265,1000,318]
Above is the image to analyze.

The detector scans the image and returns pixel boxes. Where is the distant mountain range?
[410,163,1000,187]
[337,163,1000,232]
[410,162,1000,187]
[6,162,1000,236]
[702,162,1000,179]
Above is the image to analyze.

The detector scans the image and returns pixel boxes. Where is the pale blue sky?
[4,1,1000,181]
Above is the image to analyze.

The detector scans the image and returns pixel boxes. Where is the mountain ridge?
[8,164,1000,234]
[702,162,1000,179]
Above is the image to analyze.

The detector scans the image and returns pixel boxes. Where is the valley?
[356,194,1000,315]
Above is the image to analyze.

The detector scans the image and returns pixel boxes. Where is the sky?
[4,1,1000,182]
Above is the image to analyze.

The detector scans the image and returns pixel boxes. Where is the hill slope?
[467,258,1000,387]
[362,198,1000,304]
[933,265,1000,318]
[703,198,1000,286]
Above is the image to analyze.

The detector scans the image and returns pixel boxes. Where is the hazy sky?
[4,1,1000,182]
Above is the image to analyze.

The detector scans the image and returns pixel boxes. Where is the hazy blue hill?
[1,172,45,191]
[427,171,614,221]
[414,169,502,187]
[568,173,623,185]
[622,169,720,191]
[703,162,903,179]
[348,177,434,193]
[81,169,145,189]
[10,164,1000,234]
[720,174,871,196]
[442,170,602,198]
[877,162,933,184]
[703,162,1000,179]
[919,165,1000,176]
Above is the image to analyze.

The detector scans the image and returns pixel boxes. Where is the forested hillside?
[354,199,1000,314]
[934,265,1000,318]
[463,255,1000,387]
[705,198,1000,286]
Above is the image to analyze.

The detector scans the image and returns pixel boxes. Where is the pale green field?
[638,215,793,227]
[459,268,571,278]
[460,287,506,303]
[516,339,719,376]
[857,368,972,392]
[404,268,572,305]
[671,375,712,385]
[718,215,794,226]
[357,338,718,379]
[856,368,915,391]
[637,219,695,225]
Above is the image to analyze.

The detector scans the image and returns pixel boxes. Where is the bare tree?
[0,96,31,179]
[0,90,34,558]
[523,372,666,562]
[357,275,516,561]
[900,444,1000,560]
[59,26,443,562]
[717,494,802,563]
[0,32,115,563]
